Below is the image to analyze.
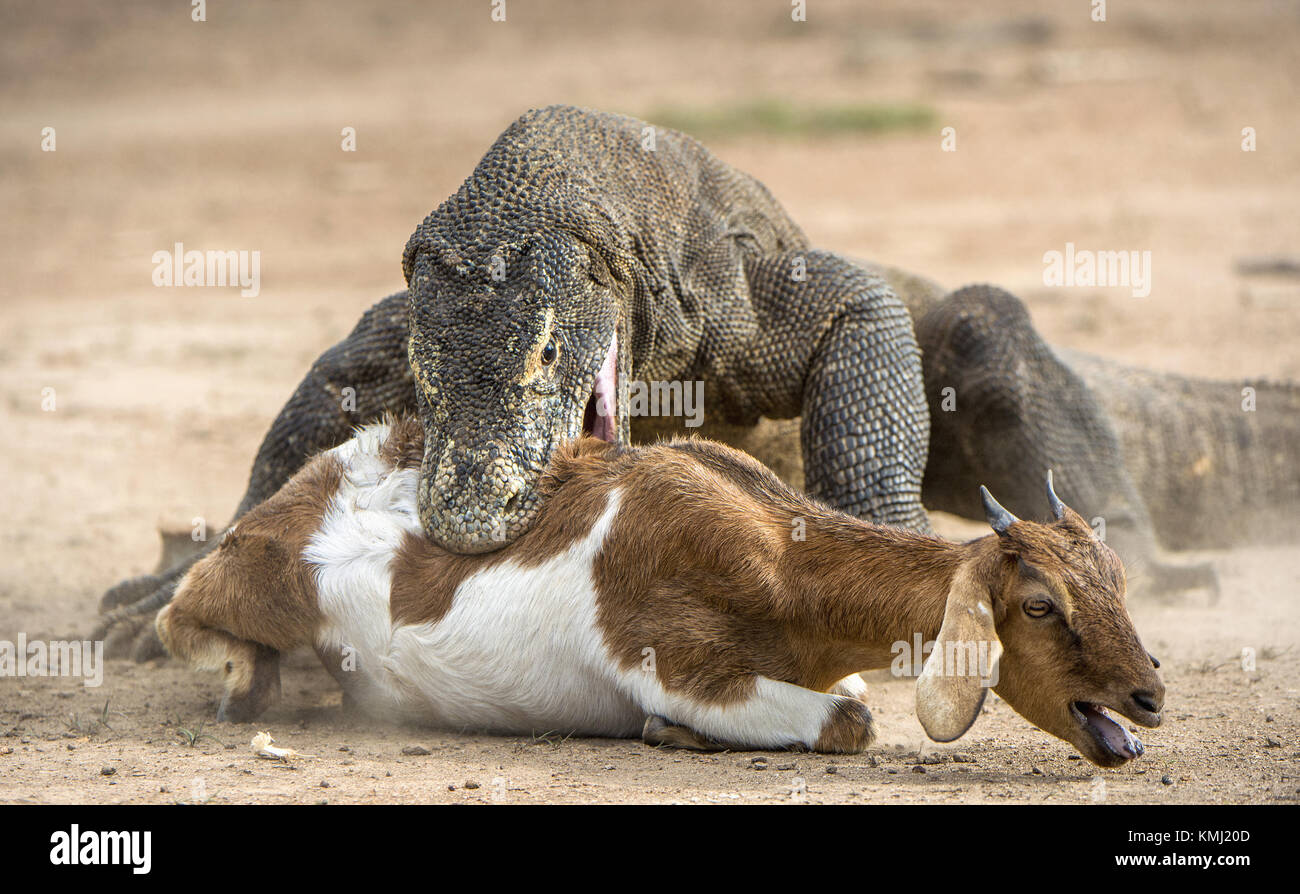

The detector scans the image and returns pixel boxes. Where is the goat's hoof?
[812,696,876,754]
[642,715,723,752]
[216,696,252,724]
[217,689,269,724]
[217,646,283,723]
[340,690,363,716]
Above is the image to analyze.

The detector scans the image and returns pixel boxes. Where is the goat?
[156,415,1164,766]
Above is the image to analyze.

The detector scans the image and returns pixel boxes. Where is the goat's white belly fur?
[305,442,643,737]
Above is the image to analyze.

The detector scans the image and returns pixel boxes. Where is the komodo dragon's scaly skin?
[912,284,1220,596]
[1057,349,1300,550]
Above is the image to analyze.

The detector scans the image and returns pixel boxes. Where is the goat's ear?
[915,562,1003,742]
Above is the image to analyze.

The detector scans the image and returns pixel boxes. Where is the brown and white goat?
[157,416,1164,766]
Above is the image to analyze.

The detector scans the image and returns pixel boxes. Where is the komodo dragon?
[95,105,1295,658]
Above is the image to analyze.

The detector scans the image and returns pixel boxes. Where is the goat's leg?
[641,676,876,754]
[95,290,415,659]
[155,602,284,722]
[154,541,320,721]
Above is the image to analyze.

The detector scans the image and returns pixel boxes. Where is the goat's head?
[916,472,1165,767]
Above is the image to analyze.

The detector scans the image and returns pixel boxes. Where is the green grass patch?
[647,98,936,140]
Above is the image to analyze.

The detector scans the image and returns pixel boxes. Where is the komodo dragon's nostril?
[502,478,523,511]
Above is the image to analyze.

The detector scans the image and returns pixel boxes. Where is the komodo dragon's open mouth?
[581,331,618,442]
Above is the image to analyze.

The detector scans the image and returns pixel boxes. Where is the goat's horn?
[980,486,1018,535]
[1045,469,1066,521]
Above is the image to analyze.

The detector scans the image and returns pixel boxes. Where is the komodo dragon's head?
[402,226,628,554]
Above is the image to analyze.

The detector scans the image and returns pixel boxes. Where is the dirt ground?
[1,1,1297,804]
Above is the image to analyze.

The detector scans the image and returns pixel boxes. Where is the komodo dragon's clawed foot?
[94,592,172,660]
[130,620,167,661]
[99,571,167,613]
[92,608,149,658]
[95,548,198,659]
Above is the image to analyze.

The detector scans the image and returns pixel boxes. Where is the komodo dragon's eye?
[541,339,559,366]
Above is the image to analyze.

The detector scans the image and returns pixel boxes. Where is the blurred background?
[1,0,1297,620]
[2,0,1299,805]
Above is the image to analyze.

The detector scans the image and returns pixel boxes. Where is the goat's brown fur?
[544,436,971,702]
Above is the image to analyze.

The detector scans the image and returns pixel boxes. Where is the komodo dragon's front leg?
[734,250,932,532]
[95,290,415,658]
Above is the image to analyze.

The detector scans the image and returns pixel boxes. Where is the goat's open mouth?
[581,331,618,443]
[1071,701,1145,762]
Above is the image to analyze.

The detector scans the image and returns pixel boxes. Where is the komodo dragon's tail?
[1059,349,1300,551]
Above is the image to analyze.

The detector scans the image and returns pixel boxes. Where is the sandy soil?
[1,0,1297,804]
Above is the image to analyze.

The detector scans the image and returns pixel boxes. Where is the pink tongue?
[1083,704,1144,757]
[590,331,618,442]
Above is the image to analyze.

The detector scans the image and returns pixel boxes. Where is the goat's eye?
[541,339,558,366]
[1024,598,1053,618]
